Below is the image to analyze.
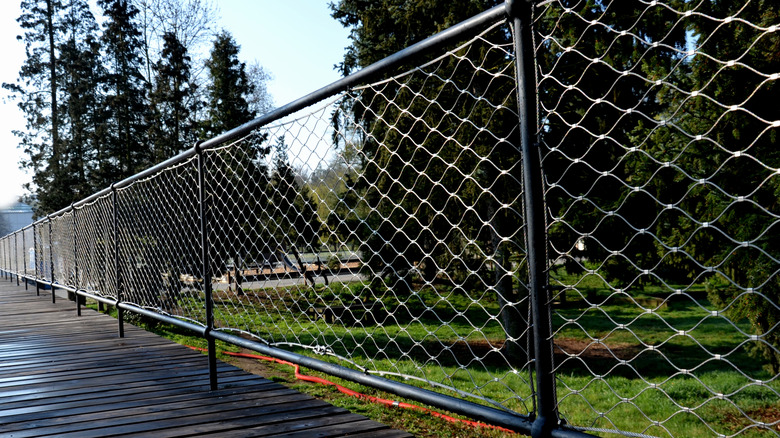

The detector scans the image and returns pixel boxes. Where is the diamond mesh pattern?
[200,22,535,414]
[536,0,780,436]
[21,226,34,278]
[36,221,51,283]
[115,157,203,320]
[73,195,116,299]
[50,211,76,289]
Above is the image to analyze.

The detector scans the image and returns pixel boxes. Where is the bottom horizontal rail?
[208,330,554,435]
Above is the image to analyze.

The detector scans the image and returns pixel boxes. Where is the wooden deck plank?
[0,282,412,437]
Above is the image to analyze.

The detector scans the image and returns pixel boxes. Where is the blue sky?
[0,1,351,207]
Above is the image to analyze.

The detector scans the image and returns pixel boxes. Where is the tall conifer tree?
[59,0,105,200]
[202,30,265,272]
[98,0,150,183]
[148,31,198,163]
[5,0,66,216]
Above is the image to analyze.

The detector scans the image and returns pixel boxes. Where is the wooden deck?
[0,280,412,437]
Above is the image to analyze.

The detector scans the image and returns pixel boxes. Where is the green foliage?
[5,2,271,219]
[98,0,151,182]
[682,0,780,374]
[202,30,254,138]
[147,31,199,162]
[329,0,528,358]
[539,0,780,371]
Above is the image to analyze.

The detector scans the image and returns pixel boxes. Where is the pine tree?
[147,31,199,163]
[98,0,150,184]
[4,0,66,217]
[679,1,780,372]
[203,30,254,138]
[269,139,320,254]
[59,0,105,200]
[202,30,266,273]
[537,0,689,288]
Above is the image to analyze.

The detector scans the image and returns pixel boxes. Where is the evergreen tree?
[537,0,688,288]
[98,0,150,184]
[269,139,320,254]
[147,31,199,163]
[538,0,780,371]
[4,0,66,217]
[671,1,779,371]
[203,30,254,138]
[202,30,266,272]
[59,0,105,199]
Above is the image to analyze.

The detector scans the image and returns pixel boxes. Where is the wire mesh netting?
[536,0,779,436]
[200,20,537,416]
[73,195,116,300]
[116,157,204,319]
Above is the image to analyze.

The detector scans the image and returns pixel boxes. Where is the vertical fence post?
[22,228,27,290]
[73,205,81,316]
[48,216,56,303]
[509,1,559,437]
[113,185,124,338]
[6,237,10,280]
[196,142,218,391]
[15,232,19,286]
[34,222,39,296]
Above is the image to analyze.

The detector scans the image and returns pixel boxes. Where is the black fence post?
[48,216,55,304]
[22,228,27,290]
[113,185,124,338]
[6,237,10,281]
[34,222,39,296]
[73,205,81,317]
[196,141,218,391]
[509,1,559,437]
[15,232,19,286]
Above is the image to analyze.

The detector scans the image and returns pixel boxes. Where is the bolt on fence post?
[113,185,124,338]
[508,1,559,437]
[196,141,218,391]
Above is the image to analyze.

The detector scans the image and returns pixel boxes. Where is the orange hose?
[188,345,514,434]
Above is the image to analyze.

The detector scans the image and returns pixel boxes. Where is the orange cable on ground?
[187,345,514,434]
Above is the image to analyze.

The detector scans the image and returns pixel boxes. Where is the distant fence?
[0,1,778,437]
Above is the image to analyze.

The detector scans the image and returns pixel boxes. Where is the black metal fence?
[1,1,778,437]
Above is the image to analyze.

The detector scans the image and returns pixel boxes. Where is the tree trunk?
[47,0,60,175]
[490,202,530,365]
